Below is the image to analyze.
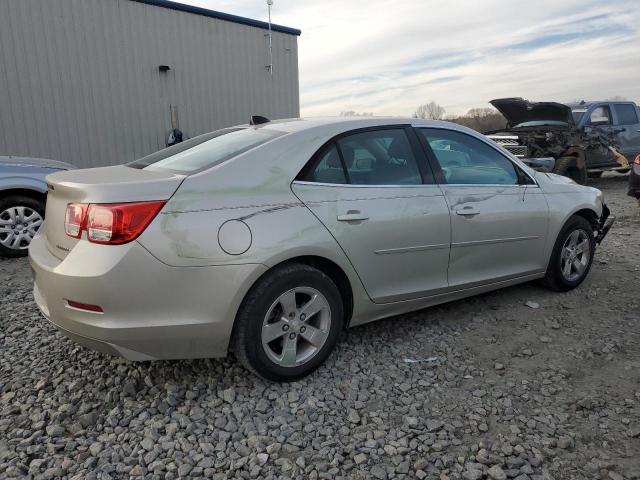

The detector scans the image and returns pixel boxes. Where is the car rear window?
[128,127,285,174]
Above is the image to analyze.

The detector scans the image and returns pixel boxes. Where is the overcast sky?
[183,0,639,117]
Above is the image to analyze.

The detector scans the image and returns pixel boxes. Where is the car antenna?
[250,115,270,125]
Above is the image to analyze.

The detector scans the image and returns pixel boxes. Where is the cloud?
[184,0,640,116]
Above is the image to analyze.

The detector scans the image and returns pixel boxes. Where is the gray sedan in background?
[0,156,74,257]
[29,117,613,381]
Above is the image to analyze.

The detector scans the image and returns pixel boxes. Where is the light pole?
[266,0,273,75]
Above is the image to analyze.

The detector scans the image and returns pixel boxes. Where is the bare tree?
[446,107,506,133]
[340,111,374,117]
[413,101,446,120]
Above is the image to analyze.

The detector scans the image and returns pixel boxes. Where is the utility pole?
[266,0,273,75]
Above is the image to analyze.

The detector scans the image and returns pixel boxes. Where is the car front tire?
[543,215,595,292]
[232,263,344,381]
[554,157,587,185]
[0,195,45,258]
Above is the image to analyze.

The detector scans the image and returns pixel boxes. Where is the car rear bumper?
[29,229,267,360]
[628,164,640,199]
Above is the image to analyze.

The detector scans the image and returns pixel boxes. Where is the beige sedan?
[30,117,613,381]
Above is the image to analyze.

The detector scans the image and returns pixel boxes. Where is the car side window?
[336,129,424,185]
[589,106,612,125]
[418,128,520,185]
[613,104,639,125]
[301,143,348,184]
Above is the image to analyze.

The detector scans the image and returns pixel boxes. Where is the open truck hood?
[490,98,574,128]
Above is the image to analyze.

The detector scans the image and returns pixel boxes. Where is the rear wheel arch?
[0,188,47,206]
[230,259,347,380]
[232,255,355,343]
[249,255,354,328]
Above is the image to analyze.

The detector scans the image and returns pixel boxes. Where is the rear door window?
[129,127,285,174]
[299,128,431,185]
[613,104,639,125]
[303,144,348,184]
[338,129,425,185]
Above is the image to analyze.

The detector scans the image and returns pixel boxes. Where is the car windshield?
[128,127,285,174]
[571,109,587,124]
[513,120,569,127]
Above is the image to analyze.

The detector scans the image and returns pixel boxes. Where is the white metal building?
[0,0,300,168]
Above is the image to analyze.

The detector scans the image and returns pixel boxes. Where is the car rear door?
[611,103,640,163]
[291,126,451,304]
[416,127,549,289]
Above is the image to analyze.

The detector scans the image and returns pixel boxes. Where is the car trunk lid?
[44,165,185,259]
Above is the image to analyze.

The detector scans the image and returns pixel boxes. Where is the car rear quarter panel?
[137,197,371,325]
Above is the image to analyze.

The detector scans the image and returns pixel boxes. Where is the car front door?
[583,104,618,168]
[612,103,640,163]
[292,126,451,304]
[416,127,549,289]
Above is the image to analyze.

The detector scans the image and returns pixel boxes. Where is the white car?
[30,117,613,380]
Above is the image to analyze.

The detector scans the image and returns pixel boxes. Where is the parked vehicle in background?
[628,154,640,205]
[486,98,640,184]
[0,156,74,257]
[30,117,613,381]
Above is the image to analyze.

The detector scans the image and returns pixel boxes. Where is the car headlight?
[596,190,605,204]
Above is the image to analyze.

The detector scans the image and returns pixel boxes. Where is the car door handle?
[456,207,480,216]
[337,211,369,222]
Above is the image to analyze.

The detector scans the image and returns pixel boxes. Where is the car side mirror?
[521,157,555,173]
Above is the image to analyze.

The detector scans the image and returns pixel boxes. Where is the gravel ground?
[1,174,639,480]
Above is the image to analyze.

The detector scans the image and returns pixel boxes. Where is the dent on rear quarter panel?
[139,199,350,269]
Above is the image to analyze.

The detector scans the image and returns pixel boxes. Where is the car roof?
[239,116,456,134]
[567,100,637,109]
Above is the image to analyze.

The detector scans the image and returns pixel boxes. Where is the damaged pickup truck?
[486,98,640,184]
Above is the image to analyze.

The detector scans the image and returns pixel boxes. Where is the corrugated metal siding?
[0,0,299,168]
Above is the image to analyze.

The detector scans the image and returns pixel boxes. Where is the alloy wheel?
[261,287,331,367]
[560,229,591,282]
[0,206,43,251]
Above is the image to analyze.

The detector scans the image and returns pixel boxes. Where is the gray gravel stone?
[0,178,638,480]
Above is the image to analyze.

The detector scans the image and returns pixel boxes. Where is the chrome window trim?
[292,180,444,189]
[441,184,539,189]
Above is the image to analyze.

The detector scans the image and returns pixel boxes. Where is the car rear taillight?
[64,201,165,244]
[64,203,87,238]
[635,154,640,166]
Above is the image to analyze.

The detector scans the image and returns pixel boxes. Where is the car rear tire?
[554,156,587,185]
[0,195,45,258]
[543,215,595,292]
[231,263,344,381]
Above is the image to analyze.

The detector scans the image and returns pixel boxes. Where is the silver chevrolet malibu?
[30,117,613,381]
